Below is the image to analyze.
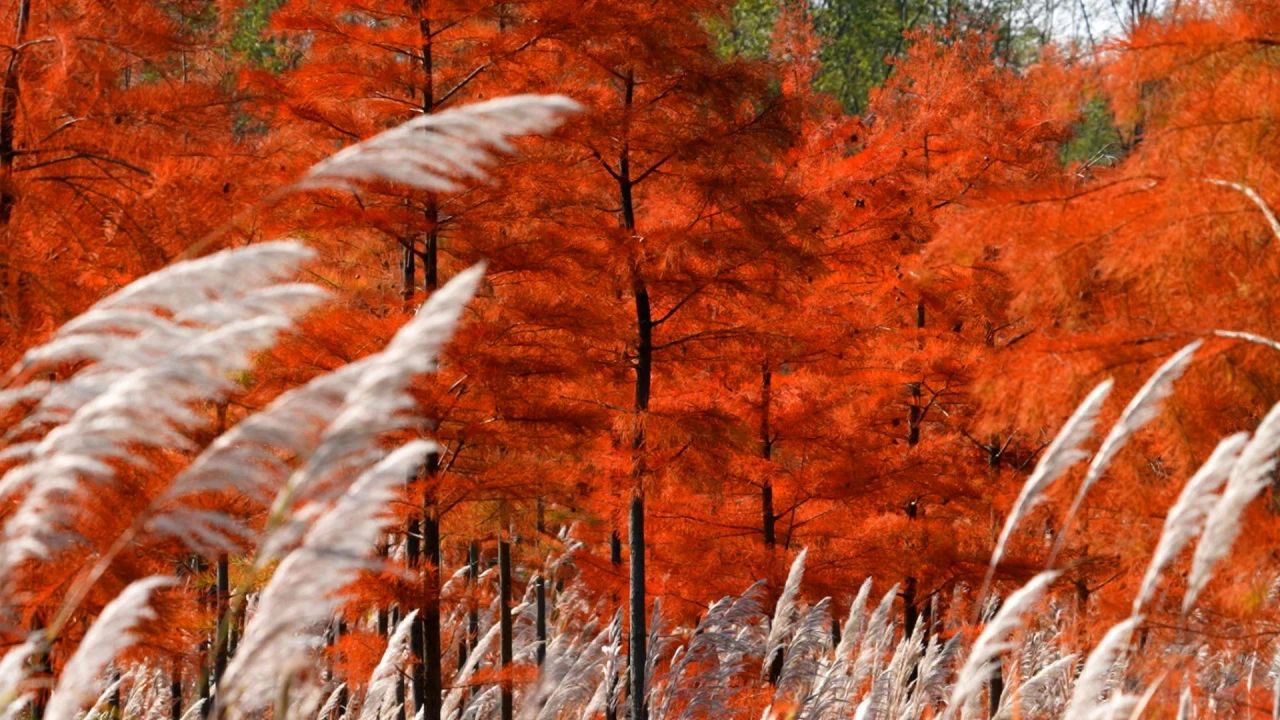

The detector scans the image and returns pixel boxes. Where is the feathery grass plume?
[217,441,435,717]
[0,242,321,441]
[44,576,174,720]
[1054,342,1201,560]
[299,95,581,192]
[1132,433,1247,613]
[849,583,899,694]
[1184,401,1280,612]
[0,246,326,581]
[443,601,530,720]
[260,263,486,563]
[524,620,609,720]
[83,671,128,720]
[644,599,665,705]
[764,548,808,682]
[1215,329,1280,353]
[876,615,925,717]
[982,379,1112,596]
[776,598,832,704]
[994,652,1077,720]
[316,684,345,720]
[0,636,38,714]
[0,316,301,577]
[359,610,419,720]
[1204,179,1280,244]
[798,579,873,720]
[650,581,765,720]
[1063,615,1142,720]
[948,571,1058,719]
[912,633,963,715]
[582,610,623,720]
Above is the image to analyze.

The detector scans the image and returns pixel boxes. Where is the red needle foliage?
[7,0,1280,717]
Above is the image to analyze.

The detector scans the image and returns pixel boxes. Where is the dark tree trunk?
[418,451,443,720]
[535,575,547,666]
[617,68,651,720]
[0,0,28,228]
[170,666,183,720]
[760,364,775,547]
[498,538,514,720]
[213,554,230,687]
[402,241,416,302]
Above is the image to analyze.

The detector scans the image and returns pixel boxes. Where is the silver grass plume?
[776,598,832,704]
[44,576,174,720]
[850,584,899,695]
[300,95,581,192]
[524,621,609,720]
[1185,401,1280,612]
[1055,342,1200,559]
[316,684,345,720]
[359,610,419,720]
[443,601,530,720]
[1204,179,1280,245]
[0,243,324,575]
[0,636,39,714]
[217,441,435,717]
[650,582,765,720]
[948,571,1058,719]
[903,633,962,718]
[1063,616,1141,720]
[984,380,1112,591]
[994,652,1077,720]
[582,610,623,720]
[1133,433,1247,613]
[260,263,485,562]
[82,670,128,720]
[1215,329,1280,353]
[764,548,809,682]
[798,579,873,720]
[876,615,924,718]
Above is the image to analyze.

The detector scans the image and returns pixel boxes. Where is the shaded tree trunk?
[0,0,28,228]
[498,537,514,720]
[417,451,443,720]
[760,364,775,547]
[618,68,651,720]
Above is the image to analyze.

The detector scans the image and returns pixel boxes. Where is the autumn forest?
[2,0,1280,718]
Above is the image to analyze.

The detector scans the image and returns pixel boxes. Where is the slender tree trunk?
[760,363,775,548]
[498,537,514,720]
[535,498,547,667]
[29,614,48,720]
[213,553,230,685]
[410,15,443,715]
[419,451,443,720]
[461,541,480,671]
[0,0,28,228]
[170,665,183,720]
[110,668,122,717]
[535,575,547,666]
[617,69,651,720]
[402,240,416,302]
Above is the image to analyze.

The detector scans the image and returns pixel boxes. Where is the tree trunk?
[760,364,775,547]
[535,574,547,666]
[170,665,183,720]
[618,68,650,720]
[213,553,230,687]
[418,451,443,720]
[0,0,28,228]
[498,538,514,720]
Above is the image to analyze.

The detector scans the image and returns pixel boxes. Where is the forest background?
[3,0,1280,717]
